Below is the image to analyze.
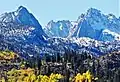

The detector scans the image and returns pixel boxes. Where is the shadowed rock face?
[45,8,120,41]
[0,6,48,57]
[0,6,48,40]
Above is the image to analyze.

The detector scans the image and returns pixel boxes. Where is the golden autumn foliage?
[0,50,19,60]
[0,50,99,82]
[72,70,98,82]
[0,68,98,82]
[1,68,63,82]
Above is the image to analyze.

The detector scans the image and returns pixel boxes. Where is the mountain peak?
[87,8,101,16]
[87,8,101,13]
[16,6,29,15]
[18,6,26,10]
[0,6,48,39]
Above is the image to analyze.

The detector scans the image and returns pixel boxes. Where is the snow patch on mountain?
[44,20,72,37]
[99,29,120,41]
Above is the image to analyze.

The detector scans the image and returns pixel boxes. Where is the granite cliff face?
[0,6,48,57]
[45,8,120,41]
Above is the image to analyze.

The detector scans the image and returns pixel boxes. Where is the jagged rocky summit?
[45,8,120,41]
[0,6,120,57]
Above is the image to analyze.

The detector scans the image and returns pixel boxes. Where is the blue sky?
[0,0,119,26]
